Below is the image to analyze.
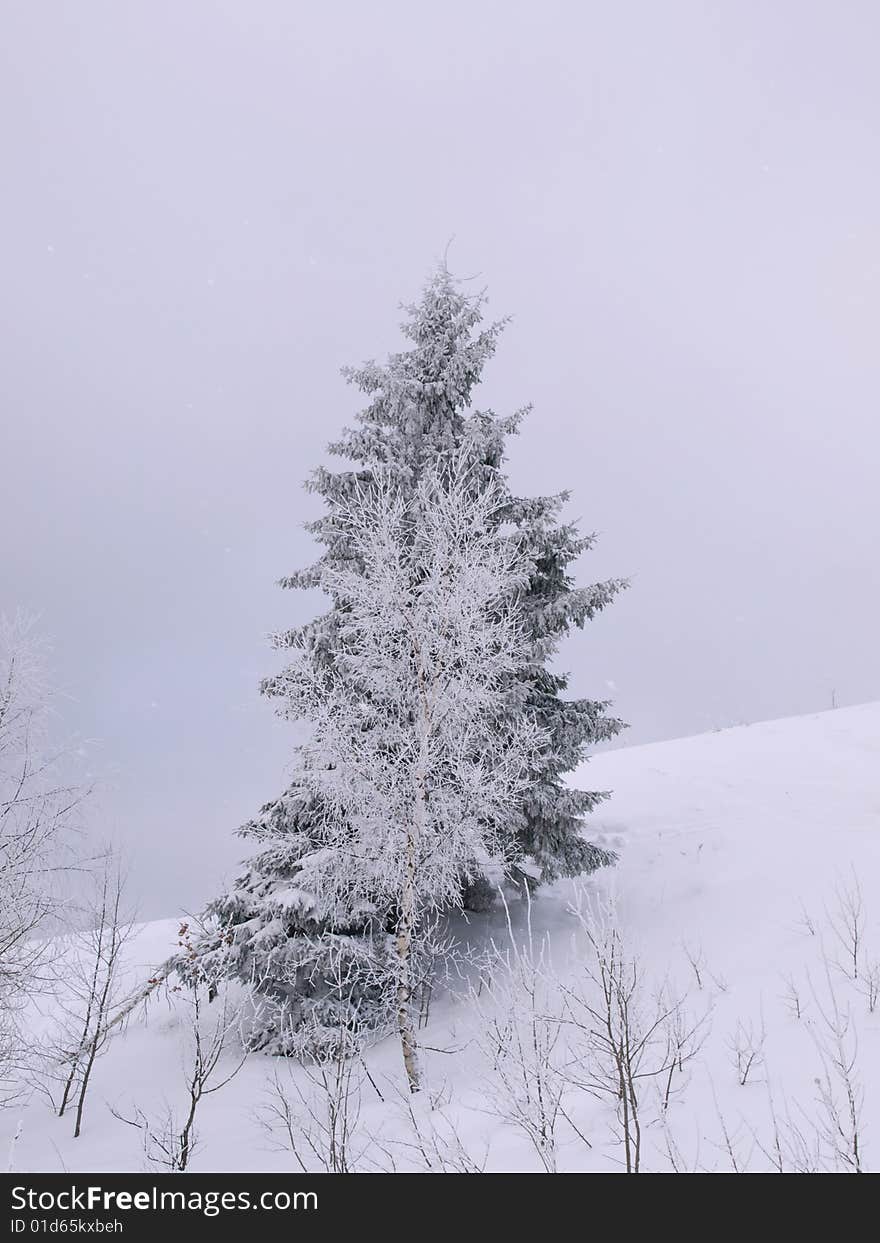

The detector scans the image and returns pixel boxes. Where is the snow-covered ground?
[7,703,879,1173]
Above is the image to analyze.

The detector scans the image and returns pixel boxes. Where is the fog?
[2,2,878,916]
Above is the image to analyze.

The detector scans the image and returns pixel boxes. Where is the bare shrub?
[112,958,246,1172]
[727,1012,766,1086]
[379,1087,488,1173]
[751,1085,822,1173]
[39,856,137,1136]
[806,960,865,1173]
[710,1087,753,1172]
[257,1021,367,1174]
[472,901,570,1173]
[559,898,708,1173]
[681,941,707,991]
[860,958,879,1014]
[780,974,806,1022]
[826,873,865,981]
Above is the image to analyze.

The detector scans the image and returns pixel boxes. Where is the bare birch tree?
[41,855,137,1136]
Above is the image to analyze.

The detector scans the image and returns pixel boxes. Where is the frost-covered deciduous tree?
[0,616,84,1101]
[294,466,542,1088]
[218,464,542,1089]
[186,267,625,1050]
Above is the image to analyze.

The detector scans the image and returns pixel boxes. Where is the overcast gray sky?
[2,2,878,916]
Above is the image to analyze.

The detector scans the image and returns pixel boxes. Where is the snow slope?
[6,703,880,1173]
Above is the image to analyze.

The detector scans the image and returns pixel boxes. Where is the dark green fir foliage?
[184,268,627,1051]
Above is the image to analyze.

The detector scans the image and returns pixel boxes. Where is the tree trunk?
[73,1037,98,1139]
[395,826,421,1093]
[396,738,428,1094]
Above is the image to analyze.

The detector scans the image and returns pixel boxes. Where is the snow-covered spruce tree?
[184,267,626,1052]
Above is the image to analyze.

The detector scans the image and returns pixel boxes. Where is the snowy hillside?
[7,703,879,1174]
